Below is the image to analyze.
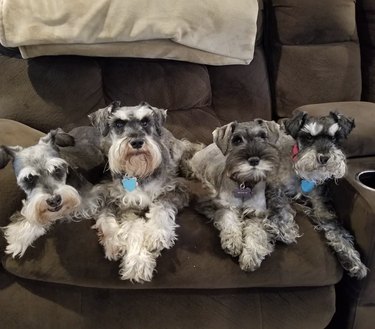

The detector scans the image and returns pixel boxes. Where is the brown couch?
[0,1,374,328]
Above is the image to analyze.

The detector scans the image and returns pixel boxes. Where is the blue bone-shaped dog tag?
[122,177,137,192]
[301,179,315,194]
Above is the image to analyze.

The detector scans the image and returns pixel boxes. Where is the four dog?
[0,102,367,281]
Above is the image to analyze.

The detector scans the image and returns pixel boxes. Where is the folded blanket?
[0,0,258,65]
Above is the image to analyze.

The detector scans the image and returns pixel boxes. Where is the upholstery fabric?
[268,0,362,117]
[0,269,336,329]
[357,0,375,102]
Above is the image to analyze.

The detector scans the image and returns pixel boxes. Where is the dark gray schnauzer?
[185,120,296,271]
[281,111,367,279]
[0,128,105,258]
[89,101,192,282]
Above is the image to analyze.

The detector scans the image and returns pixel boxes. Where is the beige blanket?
[0,0,258,65]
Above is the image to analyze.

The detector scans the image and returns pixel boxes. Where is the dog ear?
[0,145,22,169]
[329,111,355,139]
[284,111,307,138]
[39,129,75,148]
[255,119,282,145]
[213,121,237,155]
[150,105,167,135]
[88,101,121,136]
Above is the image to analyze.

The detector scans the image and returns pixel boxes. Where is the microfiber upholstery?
[269,0,362,117]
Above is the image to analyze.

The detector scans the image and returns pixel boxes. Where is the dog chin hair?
[20,186,81,224]
[295,148,347,183]
[229,161,273,183]
[108,137,162,178]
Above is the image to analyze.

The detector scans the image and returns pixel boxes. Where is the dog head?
[284,111,355,183]
[88,101,166,178]
[0,129,82,224]
[213,119,280,184]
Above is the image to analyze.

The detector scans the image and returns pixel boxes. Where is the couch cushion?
[268,0,361,117]
[295,101,375,158]
[0,56,106,132]
[2,208,342,289]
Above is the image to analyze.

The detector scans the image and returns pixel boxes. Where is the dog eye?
[23,174,37,186]
[140,118,149,127]
[258,131,267,139]
[114,120,126,129]
[231,136,243,145]
[52,167,65,179]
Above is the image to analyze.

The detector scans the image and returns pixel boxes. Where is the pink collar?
[291,144,299,162]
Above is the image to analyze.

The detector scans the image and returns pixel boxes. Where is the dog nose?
[318,154,330,164]
[46,194,62,207]
[248,157,260,166]
[130,139,144,149]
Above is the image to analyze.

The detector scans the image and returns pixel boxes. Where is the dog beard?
[108,137,162,178]
[21,186,81,225]
[225,144,279,184]
[294,147,346,183]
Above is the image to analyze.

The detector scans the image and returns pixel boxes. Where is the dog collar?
[300,179,315,194]
[122,175,138,192]
[233,182,252,201]
[291,144,299,162]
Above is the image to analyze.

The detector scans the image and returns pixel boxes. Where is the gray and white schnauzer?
[89,101,192,282]
[280,111,368,279]
[185,120,297,271]
[0,128,105,258]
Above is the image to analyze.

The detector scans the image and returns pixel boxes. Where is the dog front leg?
[3,212,48,258]
[264,185,300,244]
[92,209,124,261]
[213,208,243,257]
[144,201,178,252]
[239,216,274,271]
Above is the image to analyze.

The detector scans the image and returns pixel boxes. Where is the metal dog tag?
[233,183,252,201]
[122,176,138,192]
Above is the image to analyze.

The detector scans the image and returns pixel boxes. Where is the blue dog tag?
[122,177,137,192]
[301,179,315,194]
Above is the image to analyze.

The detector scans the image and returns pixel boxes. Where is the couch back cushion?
[268,0,362,118]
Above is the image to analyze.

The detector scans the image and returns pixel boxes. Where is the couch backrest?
[0,0,372,142]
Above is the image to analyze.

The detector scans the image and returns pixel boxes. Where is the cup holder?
[356,170,375,191]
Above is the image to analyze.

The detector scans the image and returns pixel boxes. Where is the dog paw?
[119,250,157,283]
[239,243,274,272]
[348,263,368,280]
[144,227,177,252]
[238,250,263,272]
[5,243,27,258]
[220,231,243,257]
[97,233,124,261]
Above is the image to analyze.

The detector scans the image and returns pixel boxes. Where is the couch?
[0,1,374,328]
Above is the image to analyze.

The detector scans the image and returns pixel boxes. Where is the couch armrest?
[328,157,375,328]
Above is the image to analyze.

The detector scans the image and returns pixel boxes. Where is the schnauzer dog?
[89,101,191,282]
[0,128,105,258]
[184,119,297,271]
[281,111,368,279]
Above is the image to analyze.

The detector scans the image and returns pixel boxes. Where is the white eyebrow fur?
[328,123,340,136]
[45,158,68,173]
[17,167,38,184]
[301,122,324,136]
